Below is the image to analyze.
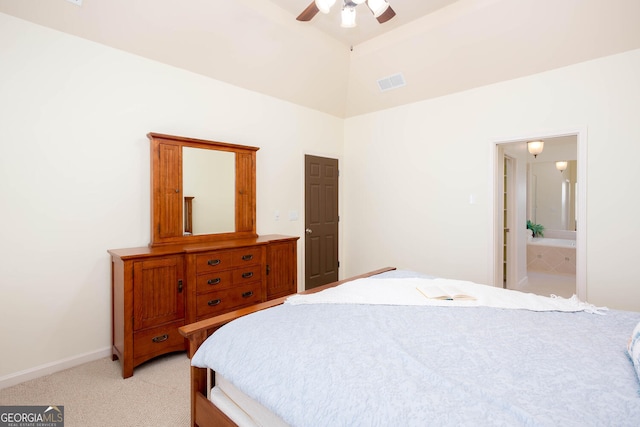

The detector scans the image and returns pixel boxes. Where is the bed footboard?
[178,267,396,427]
[180,297,291,427]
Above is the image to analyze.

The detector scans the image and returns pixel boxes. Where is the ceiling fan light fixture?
[341,6,357,28]
[366,0,390,17]
[352,0,367,4]
[315,0,336,14]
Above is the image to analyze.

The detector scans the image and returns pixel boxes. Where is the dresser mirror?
[183,147,235,235]
[148,132,258,247]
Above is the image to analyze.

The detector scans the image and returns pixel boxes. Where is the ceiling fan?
[297,0,396,27]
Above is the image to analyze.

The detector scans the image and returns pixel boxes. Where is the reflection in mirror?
[183,147,235,235]
[530,160,577,231]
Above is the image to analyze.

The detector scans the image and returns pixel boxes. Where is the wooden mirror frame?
[148,132,258,247]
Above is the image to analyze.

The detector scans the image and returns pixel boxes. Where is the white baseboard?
[0,347,112,390]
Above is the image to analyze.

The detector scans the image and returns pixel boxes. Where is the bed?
[179,267,640,426]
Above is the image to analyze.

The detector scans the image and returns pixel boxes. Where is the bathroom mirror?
[148,132,258,247]
[529,160,577,231]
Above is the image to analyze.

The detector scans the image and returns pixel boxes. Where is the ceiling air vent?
[377,73,406,92]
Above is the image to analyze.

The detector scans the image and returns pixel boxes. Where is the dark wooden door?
[305,155,339,289]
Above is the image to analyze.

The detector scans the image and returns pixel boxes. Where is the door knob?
[305,228,312,235]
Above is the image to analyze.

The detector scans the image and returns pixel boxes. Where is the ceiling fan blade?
[376,5,396,24]
[297,1,320,21]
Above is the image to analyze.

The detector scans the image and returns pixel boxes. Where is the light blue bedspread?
[193,294,640,426]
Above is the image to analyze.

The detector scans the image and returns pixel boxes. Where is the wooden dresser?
[109,234,298,378]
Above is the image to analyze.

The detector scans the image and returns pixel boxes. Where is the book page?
[416,287,477,301]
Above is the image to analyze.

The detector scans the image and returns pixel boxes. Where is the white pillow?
[628,321,640,383]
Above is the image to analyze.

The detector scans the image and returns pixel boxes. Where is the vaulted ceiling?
[1,0,639,118]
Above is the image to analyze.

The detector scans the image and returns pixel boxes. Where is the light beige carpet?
[0,352,190,426]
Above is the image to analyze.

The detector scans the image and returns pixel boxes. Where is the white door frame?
[489,128,587,300]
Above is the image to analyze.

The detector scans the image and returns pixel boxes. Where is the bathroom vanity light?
[555,161,568,173]
[527,140,544,158]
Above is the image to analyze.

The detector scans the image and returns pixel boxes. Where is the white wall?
[343,48,640,312]
[0,14,343,383]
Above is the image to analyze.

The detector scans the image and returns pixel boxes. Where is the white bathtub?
[529,237,576,248]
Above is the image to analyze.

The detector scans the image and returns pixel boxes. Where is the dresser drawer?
[133,320,185,366]
[231,265,263,284]
[229,247,263,267]
[196,283,262,319]
[196,270,234,294]
[195,251,233,274]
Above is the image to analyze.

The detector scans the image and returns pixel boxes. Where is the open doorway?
[492,131,586,300]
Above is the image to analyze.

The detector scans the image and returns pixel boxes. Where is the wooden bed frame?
[178,267,395,427]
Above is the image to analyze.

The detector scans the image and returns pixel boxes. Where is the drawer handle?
[207,278,221,286]
[242,291,254,298]
[208,299,221,306]
[242,254,253,261]
[241,272,254,279]
[207,259,221,266]
[152,334,169,343]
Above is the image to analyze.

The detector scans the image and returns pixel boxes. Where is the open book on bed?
[415,287,477,301]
